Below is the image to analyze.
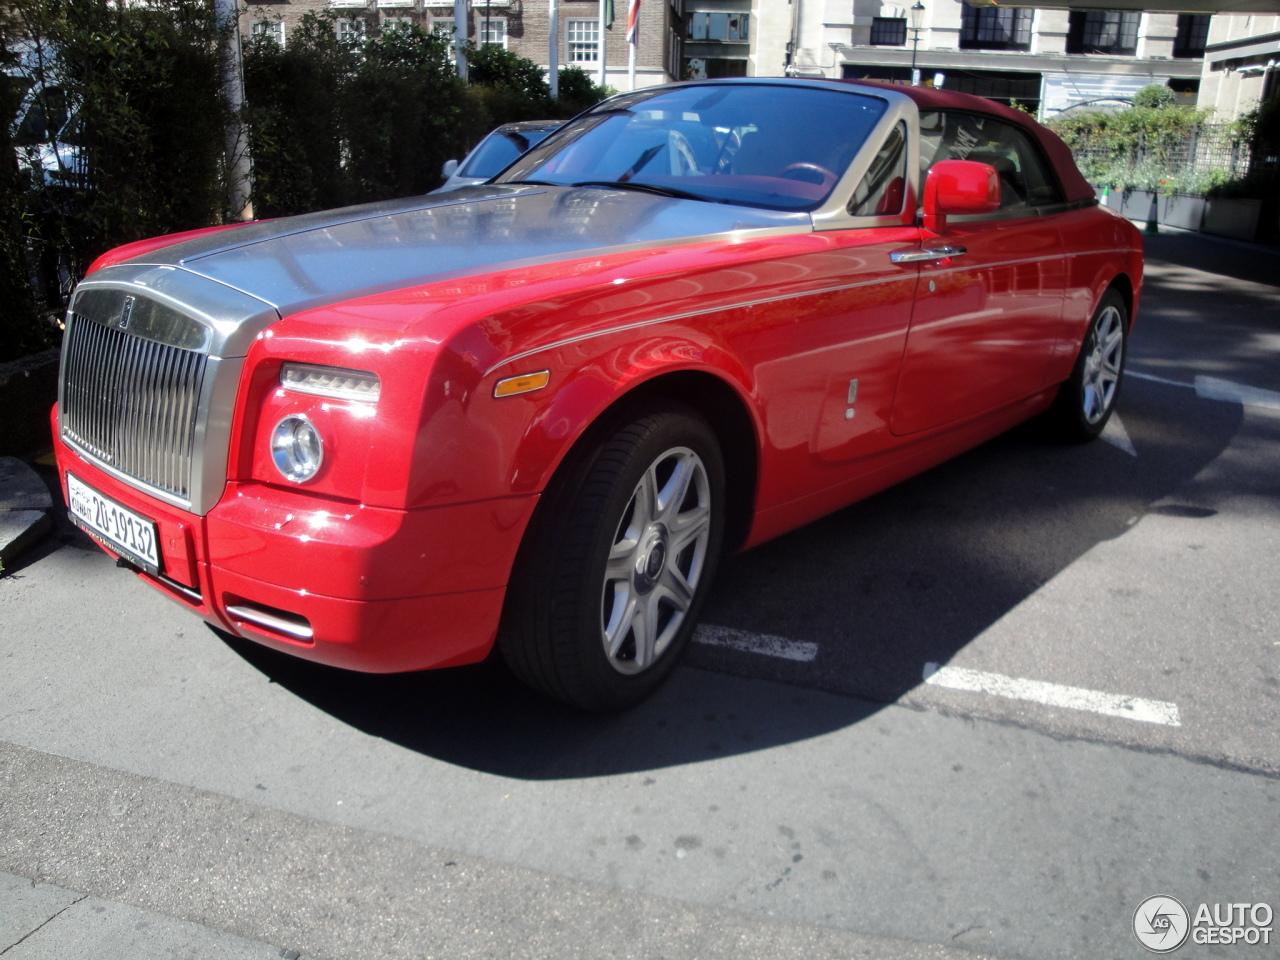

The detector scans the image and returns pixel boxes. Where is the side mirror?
[441,158,459,179]
[922,159,1001,234]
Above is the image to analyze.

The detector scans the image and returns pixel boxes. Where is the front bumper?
[53,419,536,673]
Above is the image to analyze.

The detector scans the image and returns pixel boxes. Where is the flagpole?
[597,0,606,87]
[626,0,638,90]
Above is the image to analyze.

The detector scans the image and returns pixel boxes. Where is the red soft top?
[840,80,1095,204]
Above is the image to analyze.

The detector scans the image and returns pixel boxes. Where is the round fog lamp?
[271,416,323,483]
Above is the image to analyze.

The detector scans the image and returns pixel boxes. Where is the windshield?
[459,126,561,179]
[496,84,887,211]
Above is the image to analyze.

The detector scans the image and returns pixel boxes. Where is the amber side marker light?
[494,371,550,398]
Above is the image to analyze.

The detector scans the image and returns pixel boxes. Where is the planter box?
[1118,189,1159,222]
[1203,197,1263,242]
[1158,193,1206,232]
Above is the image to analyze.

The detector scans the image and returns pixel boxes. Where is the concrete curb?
[0,457,53,570]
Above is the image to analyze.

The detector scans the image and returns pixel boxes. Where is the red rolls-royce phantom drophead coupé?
[53,78,1142,710]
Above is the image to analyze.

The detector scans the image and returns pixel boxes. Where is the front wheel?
[1048,288,1127,442]
[498,403,726,711]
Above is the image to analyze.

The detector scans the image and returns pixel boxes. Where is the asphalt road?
[2,231,1278,960]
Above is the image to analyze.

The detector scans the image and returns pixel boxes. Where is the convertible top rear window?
[497,84,887,211]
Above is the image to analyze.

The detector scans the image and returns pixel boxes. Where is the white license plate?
[66,473,161,574]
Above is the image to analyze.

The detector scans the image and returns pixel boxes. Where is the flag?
[604,0,613,29]
[626,0,640,44]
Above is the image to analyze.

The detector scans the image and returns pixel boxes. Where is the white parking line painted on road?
[1128,369,1280,411]
[694,625,819,662]
[1101,413,1137,456]
[1128,370,1188,388]
[1194,376,1280,410]
[922,663,1182,726]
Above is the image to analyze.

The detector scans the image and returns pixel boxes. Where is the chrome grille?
[60,307,208,503]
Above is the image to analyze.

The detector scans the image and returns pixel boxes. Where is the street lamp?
[909,1,926,87]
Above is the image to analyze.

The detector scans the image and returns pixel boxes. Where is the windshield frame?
[495,79,909,219]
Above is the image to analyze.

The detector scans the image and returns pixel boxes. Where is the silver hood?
[120,184,811,320]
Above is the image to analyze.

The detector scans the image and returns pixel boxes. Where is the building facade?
[242,0,682,90]
[780,2,1212,117]
[1197,13,1280,121]
[241,0,1270,122]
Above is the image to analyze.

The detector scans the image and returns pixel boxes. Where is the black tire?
[498,402,726,711]
[1047,288,1128,442]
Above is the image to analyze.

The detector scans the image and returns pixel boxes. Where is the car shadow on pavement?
[223,376,1243,780]
[220,630,881,779]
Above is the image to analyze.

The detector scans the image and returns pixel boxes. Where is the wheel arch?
[608,370,759,556]
[530,369,761,559]
[1105,271,1136,330]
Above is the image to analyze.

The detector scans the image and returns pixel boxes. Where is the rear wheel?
[499,403,725,711]
[1048,288,1127,442]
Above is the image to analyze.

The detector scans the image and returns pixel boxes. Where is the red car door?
[890,110,1067,436]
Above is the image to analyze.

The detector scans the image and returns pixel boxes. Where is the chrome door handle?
[890,245,968,264]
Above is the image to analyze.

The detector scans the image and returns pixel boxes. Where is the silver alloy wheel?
[600,445,712,675]
[1082,304,1124,425]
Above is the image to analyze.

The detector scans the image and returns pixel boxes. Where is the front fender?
[497,333,760,499]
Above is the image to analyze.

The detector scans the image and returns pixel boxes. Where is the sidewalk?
[2,872,311,960]
[1130,223,1280,289]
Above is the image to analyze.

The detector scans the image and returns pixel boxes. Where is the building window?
[959,6,1032,51]
[1066,11,1139,56]
[1173,14,1210,59]
[479,16,507,48]
[250,19,285,47]
[869,17,907,46]
[567,19,600,63]
[687,11,749,42]
[337,17,368,44]
[430,16,455,38]
[381,16,413,32]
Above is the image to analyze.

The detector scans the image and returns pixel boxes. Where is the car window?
[13,84,71,146]
[848,122,907,216]
[919,110,1062,211]
[459,128,558,179]
[496,84,888,212]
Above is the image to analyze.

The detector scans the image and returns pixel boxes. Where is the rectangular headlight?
[280,363,381,403]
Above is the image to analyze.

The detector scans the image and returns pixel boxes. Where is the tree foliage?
[1132,83,1177,110]
[243,14,467,216]
[2,0,230,362]
[0,22,45,360]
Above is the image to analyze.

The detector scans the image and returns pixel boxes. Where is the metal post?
[550,0,560,98]
[909,1,925,87]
